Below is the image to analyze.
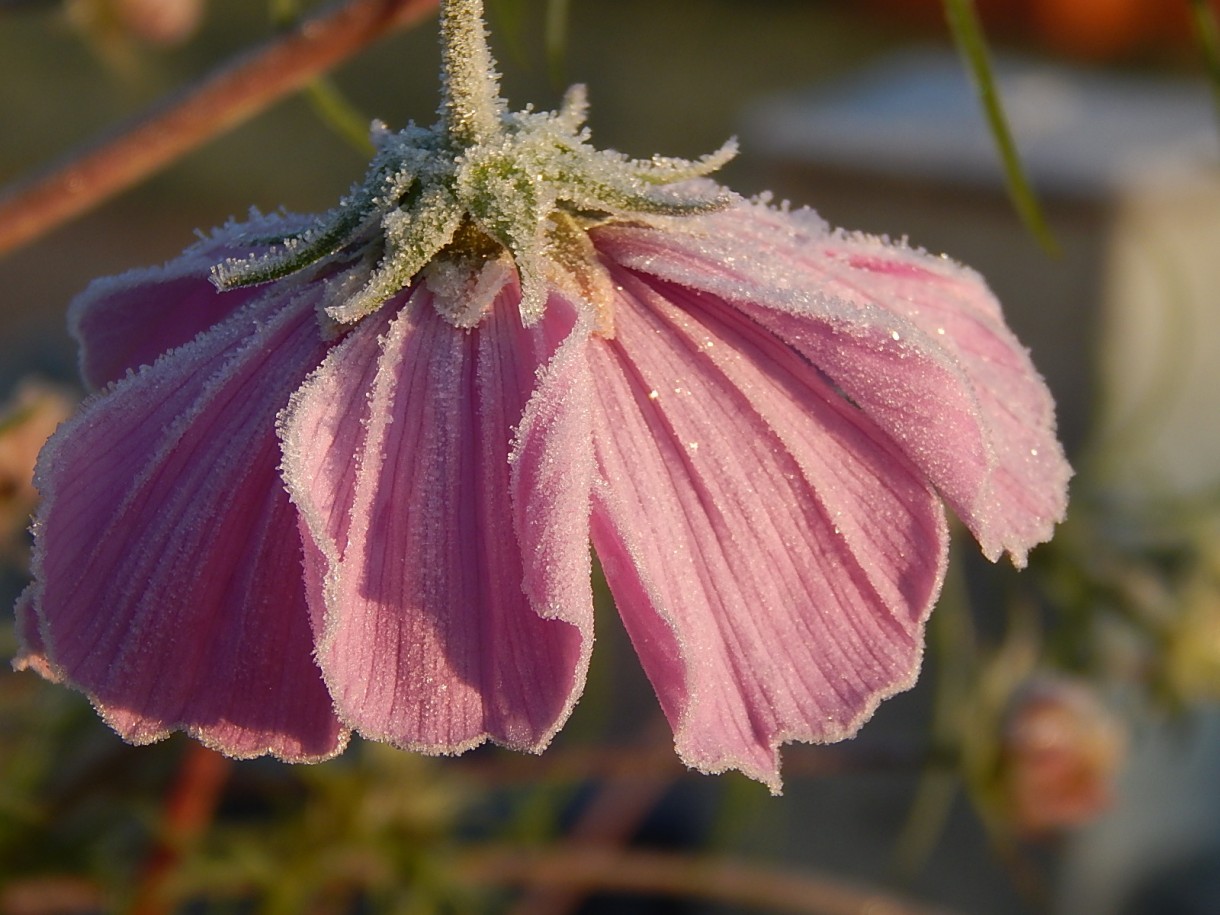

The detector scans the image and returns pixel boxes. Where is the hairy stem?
[436,0,505,145]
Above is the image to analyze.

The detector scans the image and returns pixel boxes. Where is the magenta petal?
[281,286,594,753]
[594,203,1069,566]
[69,214,308,390]
[589,271,948,791]
[31,286,346,760]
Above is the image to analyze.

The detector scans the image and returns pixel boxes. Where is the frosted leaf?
[325,187,464,325]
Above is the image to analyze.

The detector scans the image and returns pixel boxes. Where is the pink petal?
[588,269,948,791]
[509,294,597,644]
[281,283,594,753]
[12,584,60,683]
[594,202,1069,566]
[31,283,346,760]
[69,214,308,390]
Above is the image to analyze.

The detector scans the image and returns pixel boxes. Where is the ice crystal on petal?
[16,0,1070,792]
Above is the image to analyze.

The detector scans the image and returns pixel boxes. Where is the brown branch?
[0,0,440,257]
[459,846,963,915]
[508,720,677,915]
[129,744,232,915]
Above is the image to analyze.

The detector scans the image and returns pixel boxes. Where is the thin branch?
[508,720,676,915]
[459,846,963,915]
[0,0,440,257]
[130,744,232,915]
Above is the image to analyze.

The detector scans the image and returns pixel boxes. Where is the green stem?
[1188,0,1220,144]
[943,0,1058,256]
[305,78,376,154]
[437,0,505,146]
[545,0,571,87]
[894,541,973,878]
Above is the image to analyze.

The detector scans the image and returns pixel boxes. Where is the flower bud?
[998,677,1126,836]
[115,0,203,46]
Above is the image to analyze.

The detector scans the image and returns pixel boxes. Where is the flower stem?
[0,0,439,257]
[437,0,505,146]
[942,0,1058,256]
[1188,0,1220,144]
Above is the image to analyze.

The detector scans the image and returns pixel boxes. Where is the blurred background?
[3,1,1220,912]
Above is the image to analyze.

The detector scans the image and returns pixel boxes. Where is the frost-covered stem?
[0,0,438,257]
[437,0,505,146]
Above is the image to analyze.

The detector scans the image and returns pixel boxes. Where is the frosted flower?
[13,0,1069,791]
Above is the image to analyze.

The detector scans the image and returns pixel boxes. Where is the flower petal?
[31,283,347,760]
[510,294,597,643]
[12,584,60,683]
[281,283,594,754]
[595,202,1069,565]
[588,269,948,791]
[70,213,310,390]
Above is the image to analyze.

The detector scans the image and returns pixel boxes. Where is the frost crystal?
[213,0,735,328]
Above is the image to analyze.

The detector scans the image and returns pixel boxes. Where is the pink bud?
[999,677,1126,835]
[116,0,203,46]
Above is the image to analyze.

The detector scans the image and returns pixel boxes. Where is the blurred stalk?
[507,718,675,915]
[943,0,1058,255]
[130,744,231,915]
[459,846,962,915]
[893,545,973,879]
[544,0,569,87]
[270,0,376,153]
[0,0,439,257]
[303,79,377,153]
[1188,0,1220,142]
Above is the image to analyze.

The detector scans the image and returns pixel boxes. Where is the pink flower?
[13,0,1069,791]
